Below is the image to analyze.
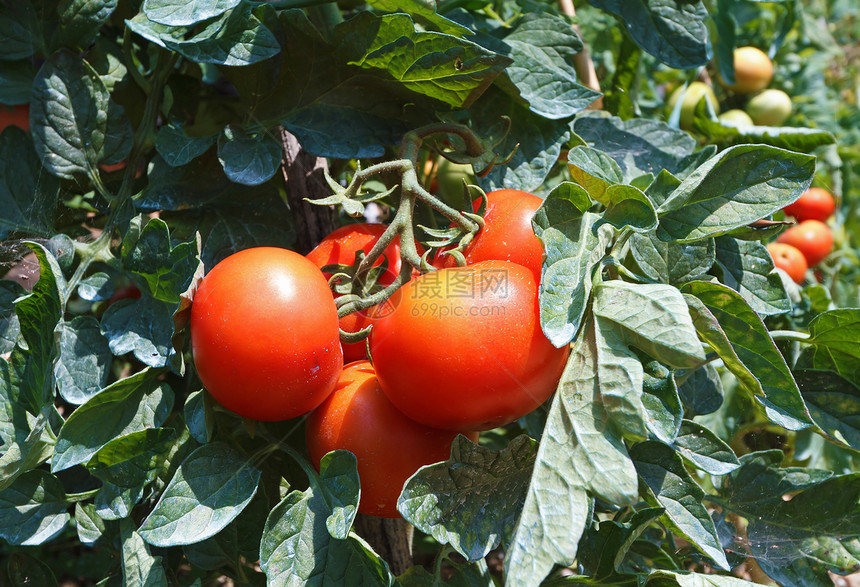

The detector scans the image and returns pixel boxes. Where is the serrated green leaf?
[127,4,280,66]
[573,113,706,182]
[579,508,665,580]
[657,145,815,243]
[0,407,56,491]
[692,115,836,152]
[54,316,112,405]
[631,441,729,570]
[713,237,790,317]
[682,281,814,431]
[30,50,109,180]
[589,0,710,69]
[501,13,601,119]
[534,209,614,347]
[52,369,174,472]
[593,281,706,370]
[217,125,282,185]
[138,442,260,547]
[77,272,114,302]
[0,469,69,545]
[400,435,536,562]
[96,481,146,521]
[630,233,715,285]
[143,0,240,26]
[673,420,740,475]
[506,319,638,587]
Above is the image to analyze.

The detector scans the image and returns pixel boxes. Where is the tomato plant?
[2,1,860,585]
[306,223,408,287]
[306,361,472,518]
[767,242,808,284]
[370,260,569,432]
[191,247,343,421]
[746,88,793,126]
[776,219,834,267]
[782,187,836,222]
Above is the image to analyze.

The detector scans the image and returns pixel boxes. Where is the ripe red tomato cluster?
[767,187,836,284]
[190,189,569,517]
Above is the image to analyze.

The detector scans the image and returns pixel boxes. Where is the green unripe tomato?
[667,82,720,130]
[435,157,475,205]
[746,89,792,126]
[718,109,754,126]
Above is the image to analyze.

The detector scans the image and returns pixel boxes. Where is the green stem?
[768,330,811,343]
[66,489,101,504]
[63,233,114,307]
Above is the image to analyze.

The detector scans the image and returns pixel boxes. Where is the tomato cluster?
[190,189,568,518]
[768,187,836,283]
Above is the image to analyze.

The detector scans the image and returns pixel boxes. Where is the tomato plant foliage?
[1,0,860,586]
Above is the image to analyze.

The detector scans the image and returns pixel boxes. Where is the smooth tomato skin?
[442,189,545,282]
[767,242,807,284]
[338,301,395,363]
[722,46,773,94]
[782,187,836,222]
[776,220,834,267]
[306,223,406,287]
[370,260,569,432]
[191,247,343,421]
[306,361,474,518]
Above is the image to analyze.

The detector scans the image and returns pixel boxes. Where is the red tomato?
[766,242,807,284]
[338,300,395,363]
[776,220,834,267]
[370,260,569,432]
[782,187,836,223]
[0,104,29,132]
[441,189,544,282]
[190,247,343,421]
[306,361,473,518]
[306,223,406,288]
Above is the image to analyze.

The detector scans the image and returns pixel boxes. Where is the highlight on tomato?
[767,242,808,284]
[190,247,343,421]
[776,219,834,267]
[440,188,545,283]
[370,260,569,432]
[782,187,836,223]
[306,361,474,518]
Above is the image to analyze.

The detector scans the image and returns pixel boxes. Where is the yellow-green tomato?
[667,81,720,130]
[720,46,774,95]
[746,89,792,126]
[719,109,754,126]
[435,157,475,205]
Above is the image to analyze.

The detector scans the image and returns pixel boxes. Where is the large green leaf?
[56,0,117,50]
[505,319,638,587]
[657,145,815,242]
[630,233,715,285]
[217,124,282,185]
[795,370,860,453]
[138,442,261,547]
[51,369,174,472]
[0,470,69,546]
[0,3,40,60]
[399,435,536,562]
[534,202,614,347]
[713,237,790,317]
[54,316,112,405]
[100,296,178,368]
[120,519,168,587]
[631,441,729,570]
[682,281,813,431]
[126,3,281,66]
[588,0,710,69]
[143,0,240,26]
[501,13,601,119]
[86,428,177,488]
